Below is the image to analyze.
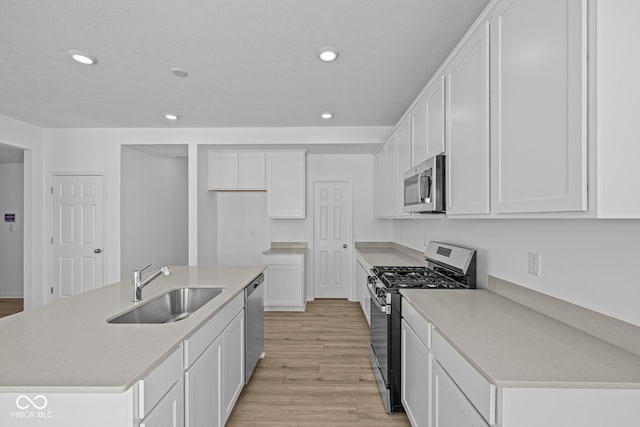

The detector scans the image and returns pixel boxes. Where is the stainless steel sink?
[108,287,224,324]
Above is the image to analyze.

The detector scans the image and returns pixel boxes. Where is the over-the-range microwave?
[403,154,445,213]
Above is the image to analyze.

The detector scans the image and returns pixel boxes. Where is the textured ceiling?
[0,0,490,128]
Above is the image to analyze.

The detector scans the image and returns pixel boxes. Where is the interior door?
[51,174,105,299]
[313,181,352,298]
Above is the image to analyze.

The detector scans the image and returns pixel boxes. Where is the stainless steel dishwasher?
[244,273,264,384]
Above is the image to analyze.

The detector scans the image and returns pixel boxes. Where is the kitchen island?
[0,265,265,426]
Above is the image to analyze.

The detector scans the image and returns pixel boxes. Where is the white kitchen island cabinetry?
[140,378,184,427]
[401,304,431,427]
[263,253,305,311]
[207,151,266,191]
[266,151,306,218]
[184,293,244,427]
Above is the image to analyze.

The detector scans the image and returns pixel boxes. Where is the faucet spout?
[132,265,172,302]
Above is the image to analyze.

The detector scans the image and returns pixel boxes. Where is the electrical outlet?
[528,252,541,276]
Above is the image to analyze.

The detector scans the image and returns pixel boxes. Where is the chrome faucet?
[132,264,172,302]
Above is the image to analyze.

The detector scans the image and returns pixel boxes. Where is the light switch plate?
[528,252,541,276]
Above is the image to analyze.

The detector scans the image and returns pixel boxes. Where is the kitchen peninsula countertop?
[262,241,308,255]
[401,288,640,388]
[355,241,425,267]
[0,265,265,393]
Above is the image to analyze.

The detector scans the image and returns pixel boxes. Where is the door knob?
[94,248,102,254]
[343,244,347,249]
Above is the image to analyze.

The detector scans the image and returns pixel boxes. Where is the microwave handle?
[420,173,432,203]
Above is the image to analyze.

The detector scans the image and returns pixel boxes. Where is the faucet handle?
[136,263,152,273]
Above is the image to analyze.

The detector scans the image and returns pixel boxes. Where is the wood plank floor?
[227,299,410,427]
[0,298,23,318]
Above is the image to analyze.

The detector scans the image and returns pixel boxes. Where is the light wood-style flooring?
[227,299,410,427]
[0,298,23,318]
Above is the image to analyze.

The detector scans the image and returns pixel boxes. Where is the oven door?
[368,282,391,411]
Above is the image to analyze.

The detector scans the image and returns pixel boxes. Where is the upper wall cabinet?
[445,22,491,215]
[208,151,266,191]
[411,74,446,167]
[266,151,306,219]
[396,118,412,217]
[489,0,587,213]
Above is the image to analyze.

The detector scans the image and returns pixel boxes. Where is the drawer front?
[431,329,496,425]
[184,292,244,368]
[139,345,183,419]
[402,299,432,349]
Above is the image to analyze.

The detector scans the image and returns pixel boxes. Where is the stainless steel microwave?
[403,155,445,213]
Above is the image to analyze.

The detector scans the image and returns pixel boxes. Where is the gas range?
[371,266,466,290]
[368,241,476,414]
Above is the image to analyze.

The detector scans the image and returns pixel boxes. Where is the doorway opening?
[0,143,24,317]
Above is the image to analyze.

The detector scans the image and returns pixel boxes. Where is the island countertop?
[0,265,265,393]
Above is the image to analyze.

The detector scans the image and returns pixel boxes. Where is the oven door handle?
[367,284,387,313]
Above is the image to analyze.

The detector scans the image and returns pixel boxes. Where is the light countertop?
[262,241,308,255]
[355,241,425,267]
[0,265,265,393]
[401,289,640,389]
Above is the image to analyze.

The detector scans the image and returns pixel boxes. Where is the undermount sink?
[108,287,224,324]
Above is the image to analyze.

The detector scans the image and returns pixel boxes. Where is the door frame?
[311,178,353,300]
[48,170,108,303]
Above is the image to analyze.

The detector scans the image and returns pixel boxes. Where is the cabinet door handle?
[94,248,102,254]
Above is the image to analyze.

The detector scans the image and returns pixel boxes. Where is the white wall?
[392,218,640,327]
[120,146,188,279]
[0,115,44,308]
[0,164,24,297]
[217,192,269,265]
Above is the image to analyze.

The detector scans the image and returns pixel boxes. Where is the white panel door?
[221,312,245,424]
[445,23,490,215]
[313,181,352,298]
[51,174,105,298]
[490,0,587,213]
[413,74,446,166]
[185,334,222,427]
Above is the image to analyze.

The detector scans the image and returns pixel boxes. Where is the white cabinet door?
[238,152,266,190]
[185,335,222,427]
[490,0,587,213]
[402,319,431,427]
[396,118,412,217]
[412,75,446,166]
[140,379,185,427]
[208,151,239,190]
[267,151,306,218]
[221,311,245,424]
[373,147,387,218]
[384,136,398,217]
[356,259,370,326]
[263,255,305,311]
[445,23,490,215]
[432,362,489,427]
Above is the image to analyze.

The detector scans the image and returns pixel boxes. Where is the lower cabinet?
[432,362,488,427]
[184,295,245,427]
[401,319,430,427]
[140,379,185,427]
[355,258,371,326]
[263,254,305,311]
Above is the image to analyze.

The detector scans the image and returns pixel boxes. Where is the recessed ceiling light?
[170,67,189,78]
[164,114,179,121]
[320,112,333,119]
[67,49,97,65]
[318,47,339,62]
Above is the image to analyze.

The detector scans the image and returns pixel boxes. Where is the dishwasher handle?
[246,273,264,296]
